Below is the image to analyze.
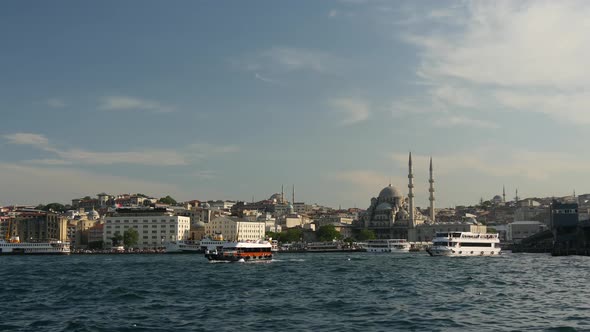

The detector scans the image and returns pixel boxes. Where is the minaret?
[408,152,415,228]
[515,189,519,202]
[292,185,295,204]
[502,185,506,203]
[428,157,435,222]
[281,185,284,203]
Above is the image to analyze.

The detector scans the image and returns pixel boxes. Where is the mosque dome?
[194,221,206,228]
[378,185,402,200]
[492,195,502,201]
[269,193,283,201]
[89,209,100,220]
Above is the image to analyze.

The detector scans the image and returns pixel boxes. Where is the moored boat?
[164,240,202,253]
[426,232,501,256]
[0,238,70,255]
[365,239,411,253]
[204,240,273,262]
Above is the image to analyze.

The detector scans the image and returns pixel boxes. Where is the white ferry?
[204,240,273,262]
[0,238,70,255]
[427,232,501,257]
[164,240,202,254]
[364,239,411,253]
[199,237,228,253]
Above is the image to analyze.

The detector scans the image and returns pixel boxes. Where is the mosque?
[359,153,436,239]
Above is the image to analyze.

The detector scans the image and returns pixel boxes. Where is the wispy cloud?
[4,133,239,167]
[433,116,498,129]
[0,162,183,205]
[98,96,174,113]
[392,148,588,181]
[402,1,590,124]
[236,47,338,75]
[4,133,50,148]
[254,73,277,84]
[329,98,370,125]
[46,98,66,108]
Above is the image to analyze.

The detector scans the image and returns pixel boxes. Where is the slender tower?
[281,185,284,203]
[503,185,506,203]
[429,157,435,222]
[515,189,519,202]
[408,152,415,228]
[292,185,295,204]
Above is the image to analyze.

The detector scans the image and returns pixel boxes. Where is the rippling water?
[1,252,590,331]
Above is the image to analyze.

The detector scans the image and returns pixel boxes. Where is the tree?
[281,228,303,243]
[123,228,139,248]
[42,203,66,212]
[88,241,104,250]
[316,225,342,242]
[357,229,376,241]
[111,232,123,247]
[158,195,177,205]
[35,204,45,210]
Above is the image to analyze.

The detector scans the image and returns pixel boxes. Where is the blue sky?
[1,0,589,208]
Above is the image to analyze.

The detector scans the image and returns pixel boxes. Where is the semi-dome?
[194,220,206,228]
[378,185,402,200]
[376,202,393,211]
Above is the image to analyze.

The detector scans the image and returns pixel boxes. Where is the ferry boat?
[0,238,70,255]
[164,240,202,254]
[426,232,501,257]
[270,239,279,252]
[204,240,273,262]
[364,239,411,253]
[199,237,228,253]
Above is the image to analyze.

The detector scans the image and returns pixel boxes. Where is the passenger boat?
[426,232,501,256]
[0,238,70,255]
[364,239,411,253]
[270,239,279,252]
[199,237,228,253]
[164,240,202,254]
[204,240,273,262]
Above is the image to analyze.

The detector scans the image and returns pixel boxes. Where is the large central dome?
[378,184,403,200]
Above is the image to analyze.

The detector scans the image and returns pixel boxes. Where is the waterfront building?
[507,221,547,243]
[513,199,549,225]
[204,216,265,241]
[207,200,236,211]
[104,208,190,249]
[550,200,579,249]
[88,223,104,245]
[13,210,68,242]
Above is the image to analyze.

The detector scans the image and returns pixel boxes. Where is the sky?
[1,0,589,209]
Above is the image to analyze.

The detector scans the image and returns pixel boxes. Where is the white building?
[104,209,190,249]
[507,221,547,243]
[207,200,236,211]
[205,216,265,241]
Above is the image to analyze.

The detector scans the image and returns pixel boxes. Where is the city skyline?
[2,1,589,208]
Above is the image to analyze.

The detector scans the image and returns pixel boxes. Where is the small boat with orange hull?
[204,240,273,262]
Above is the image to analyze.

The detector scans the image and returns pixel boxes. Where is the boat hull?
[427,246,501,257]
[205,252,273,262]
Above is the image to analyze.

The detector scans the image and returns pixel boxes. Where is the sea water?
[1,252,589,331]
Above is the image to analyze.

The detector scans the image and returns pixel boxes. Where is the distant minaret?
[428,157,435,222]
[502,185,506,203]
[281,185,284,203]
[292,185,295,204]
[408,152,415,228]
[515,189,519,202]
